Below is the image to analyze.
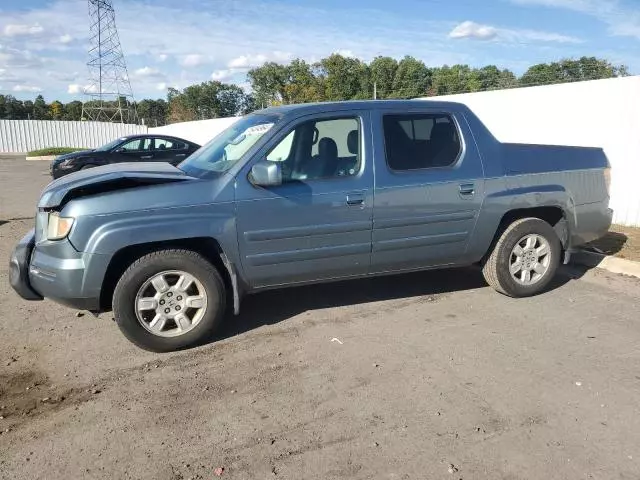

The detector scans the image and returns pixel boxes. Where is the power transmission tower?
[81,0,137,123]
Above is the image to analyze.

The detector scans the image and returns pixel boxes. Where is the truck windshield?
[179,114,281,177]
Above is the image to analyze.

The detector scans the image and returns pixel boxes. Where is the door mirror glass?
[250,160,282,187]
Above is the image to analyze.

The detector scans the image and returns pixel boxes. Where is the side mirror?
[115,147,125,153]
[250,160,282,187]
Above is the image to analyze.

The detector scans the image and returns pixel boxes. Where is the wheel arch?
[480,205,570,265]
[99,237,242,314]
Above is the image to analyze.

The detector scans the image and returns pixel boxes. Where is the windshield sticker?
[242,123,274,136]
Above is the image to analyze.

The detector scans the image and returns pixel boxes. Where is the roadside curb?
[26,156,55,161]
[572,250,640,279]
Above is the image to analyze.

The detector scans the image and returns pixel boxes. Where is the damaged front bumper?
[10,228,107,311]
[9,229,44,301]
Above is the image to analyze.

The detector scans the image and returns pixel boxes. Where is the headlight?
[47,212,74,240]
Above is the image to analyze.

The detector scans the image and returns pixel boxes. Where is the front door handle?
[175,153,186,158]
[140,155,153,160]
[459,183,475,196]
[346,194,365,207]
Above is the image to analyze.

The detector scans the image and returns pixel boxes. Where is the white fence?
[0,120,147,153]
[425,76,640,227]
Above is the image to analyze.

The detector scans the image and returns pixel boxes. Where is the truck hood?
[39,162,194,209]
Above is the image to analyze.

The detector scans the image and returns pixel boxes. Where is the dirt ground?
[1,159,640,480]
[587,224,640,262]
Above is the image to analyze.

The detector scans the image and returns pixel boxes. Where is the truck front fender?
[68,205,244,310]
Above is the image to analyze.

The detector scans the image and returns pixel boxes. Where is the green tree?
[33,94,49,120]
[370,56,398,99]
[22,100,34,119]
[1,95,27,119]
[247,62,290,106]
[167,81,251,123]
[390,56,431,98]
[475,66,518,91]
[431,65,480,95]
[317,54,371,101]
[283,59,325,104]
[63,101,83,121]
[520,57,628,87]
[137,99,168,126]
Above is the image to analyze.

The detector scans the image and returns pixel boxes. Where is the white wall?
[424,76,640,227]
[0,120,147,153]
[150,117,240,146]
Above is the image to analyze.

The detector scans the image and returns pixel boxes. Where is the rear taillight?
[604,167,612,196]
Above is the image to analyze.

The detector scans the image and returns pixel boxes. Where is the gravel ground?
[1,159,640,480]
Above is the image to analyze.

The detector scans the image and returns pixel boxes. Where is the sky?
[0,0,639,101]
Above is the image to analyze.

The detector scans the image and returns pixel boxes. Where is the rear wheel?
[113,249,226,352]
[482,217,561,297]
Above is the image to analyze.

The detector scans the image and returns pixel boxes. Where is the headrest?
[347,130,358,155]
[431,122,456,142]
[318,137,338,158]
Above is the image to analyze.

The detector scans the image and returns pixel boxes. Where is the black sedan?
[50,134,201,179]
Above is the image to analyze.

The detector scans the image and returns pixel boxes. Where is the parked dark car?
[50,134,200,179]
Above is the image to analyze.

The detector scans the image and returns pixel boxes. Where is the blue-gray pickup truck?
[9,100,613,352]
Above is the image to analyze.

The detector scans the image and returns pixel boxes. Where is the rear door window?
[383,114,461,171]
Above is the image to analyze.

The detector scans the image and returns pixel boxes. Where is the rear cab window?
[383,113,462,171]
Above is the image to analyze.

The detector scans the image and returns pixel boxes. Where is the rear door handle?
[459,183,475,196]
[140,155,153,160]
[346,193,365,207]
[175,153,186,158]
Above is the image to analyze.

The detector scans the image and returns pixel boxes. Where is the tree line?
[0,56,628,126]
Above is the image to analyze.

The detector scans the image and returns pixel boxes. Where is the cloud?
[13,84,42,93]
[134,66,161,77]
[0,45,44,69]
[156,82,167,91]
[211,69,235,82]
[209,52,293,82]
[3,23,44,37]
[67,84,83,94]
[158,54,168,62]
[449,21,497,40]
[227,51,291,70]
[67,83,98,94]
[510,0,640,39]
[500,28,581,43]
[333,49,357,58]
[59,34,73,44]
[181,54,206,67]
[449,20,581,43]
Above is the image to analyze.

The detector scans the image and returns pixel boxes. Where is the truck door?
[370,109,485,273]
[235,110,374,288]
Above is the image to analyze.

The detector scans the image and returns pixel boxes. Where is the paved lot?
[1,159,640,480]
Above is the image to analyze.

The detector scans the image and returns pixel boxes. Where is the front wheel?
[113,249,226,352]
[482,217,561,297]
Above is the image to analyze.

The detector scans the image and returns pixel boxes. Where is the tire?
[112,249,226,352]
[482,217,561,298]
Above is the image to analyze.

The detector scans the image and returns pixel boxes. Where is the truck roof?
[258,99,467,116]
